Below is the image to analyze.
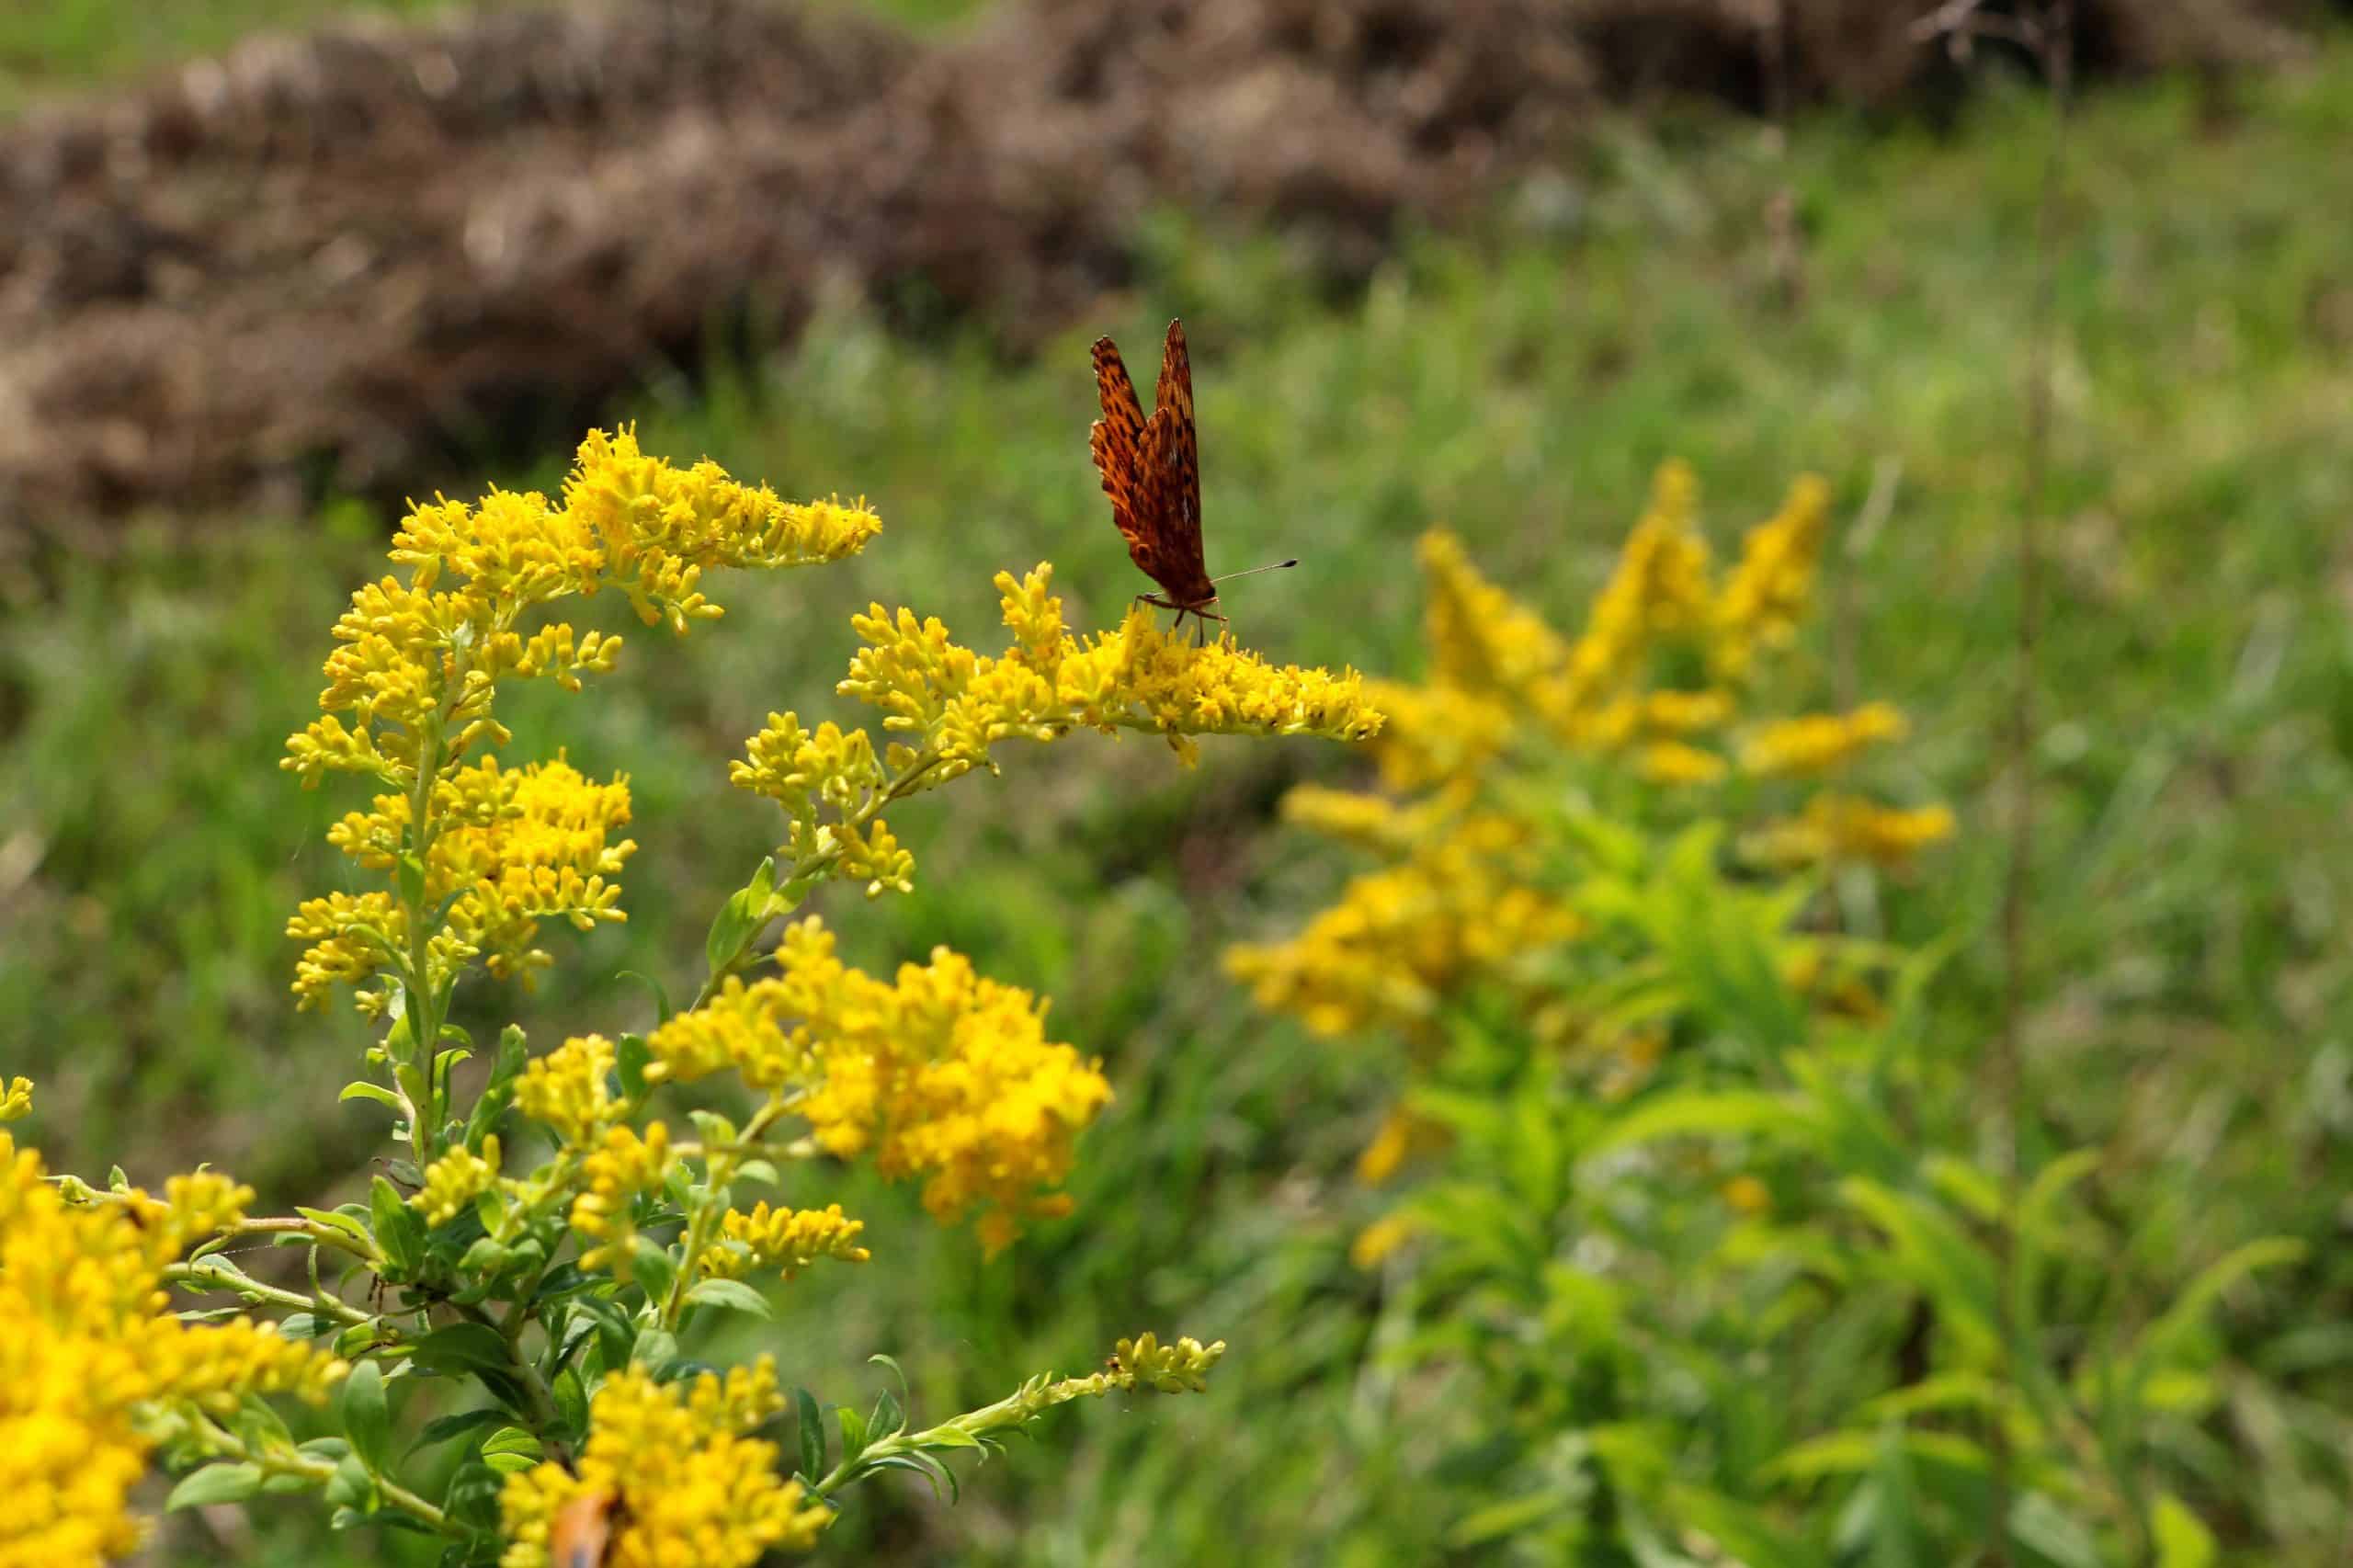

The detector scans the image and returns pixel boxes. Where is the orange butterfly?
[548,1489,615,1568]
[1090,319,1293,642]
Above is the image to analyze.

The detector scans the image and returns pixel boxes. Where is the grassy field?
[6,17,2352,1565]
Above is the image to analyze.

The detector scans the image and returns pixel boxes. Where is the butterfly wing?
[1138,319,1216,608]
[1090,335,1155,570]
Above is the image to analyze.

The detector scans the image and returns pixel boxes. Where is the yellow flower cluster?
[644,919,1110,1254]
[284,427,879,1012]
[0,1078,29,1122]
[698,1202,870,1280]
[1100,1332,1226,1395]
[1744,795,1961,869]
[1230,463,1950,1106]
[498,1358,830,1568]
[292,757,637,1011]
[1739,701,1908,778]
[1226,812,1584,1040]
[571,1123,676,1274]
[0,1128,344,1568]
[731,566,1382,895]
[513,1033,622,1148]
[413,1137,505,1228]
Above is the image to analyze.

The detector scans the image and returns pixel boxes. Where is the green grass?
[6,37,2353,1566]
[0,0,983,114]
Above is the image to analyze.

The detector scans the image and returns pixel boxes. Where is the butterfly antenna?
[1210,558,1300,585]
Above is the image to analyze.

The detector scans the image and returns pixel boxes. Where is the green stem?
[689,749,944,1012]
[187,1411,456,1535]
[165,1258,378,1328]
[657,1096,793,1329]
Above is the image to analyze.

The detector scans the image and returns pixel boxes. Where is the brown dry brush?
[0,0,2317,539]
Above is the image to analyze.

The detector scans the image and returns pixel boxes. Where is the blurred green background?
[5,1,2351,1562]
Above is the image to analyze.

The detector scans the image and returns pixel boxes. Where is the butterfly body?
[1091,320,1225,635]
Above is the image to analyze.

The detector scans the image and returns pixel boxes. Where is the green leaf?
[482,1426,542,1461]
[2129,1237,2307,1376]
[1449,1492,1568,1547]
[631,1328,680,1374]
[684,1278,775,1320]
[369,1176,421,1276]
[688,1108,739,1149]
[410,1322,515,1380]
[166,1462,263,1510]
[235,1398,294,1454]
[413,1409,506,1452]
[2009,1492,2101,1568]
[296,1207,374,1245]
[616,970,675,1028]
[835,1404,870,1460]
[735,1158,779,1188]
[326,1449,376,1509]
[616,1032,654,1101]
[396,852,427,913]
[866,1355,910,1440]
[341,1360,393,1475]
[630,1238,677,1308]
[2151,1494,2217,1568]
[794,1387,827,1480]
[339,1081,404,1111]
[867,1451,956,1503]
[706,888,757,976]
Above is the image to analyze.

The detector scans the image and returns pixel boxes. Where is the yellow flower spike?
[1555,460,1715,714]
[698,1202,871,1281]
[156,1169,255,1254]
[1742,795,1957,869]
[1225,814,1583,1043]
[1350,1212,1419,1269]
[1738,702,1909,778]
[0,1078,30,1123]
[1416,529,1573,698]
[498,1358,831,1568]
[1107,1333,1226,1394]
[1714,472,1831,680]
[571,1122,675,1275]
[285,890,404,1012]
[413,1137,505,1228]
[513,1035,621,1147]
[1638,740,1731,787]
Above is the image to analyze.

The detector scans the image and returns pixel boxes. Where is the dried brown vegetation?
[0,0,2313,534]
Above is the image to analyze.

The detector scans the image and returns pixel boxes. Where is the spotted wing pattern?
[1091,320,1217,611]
[1140,319,1213,608]
[1090,334,1150,562]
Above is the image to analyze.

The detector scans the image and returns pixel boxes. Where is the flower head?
[498,1358,829,1568]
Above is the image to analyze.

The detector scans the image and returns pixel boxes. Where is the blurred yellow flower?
[1745,795,1958,869]
[1739,702,1908,778]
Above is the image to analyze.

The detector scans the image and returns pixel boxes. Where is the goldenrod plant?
[3,428,1374,1568]
[1230,467,2297,1562]
[1228,461,1950,1168]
